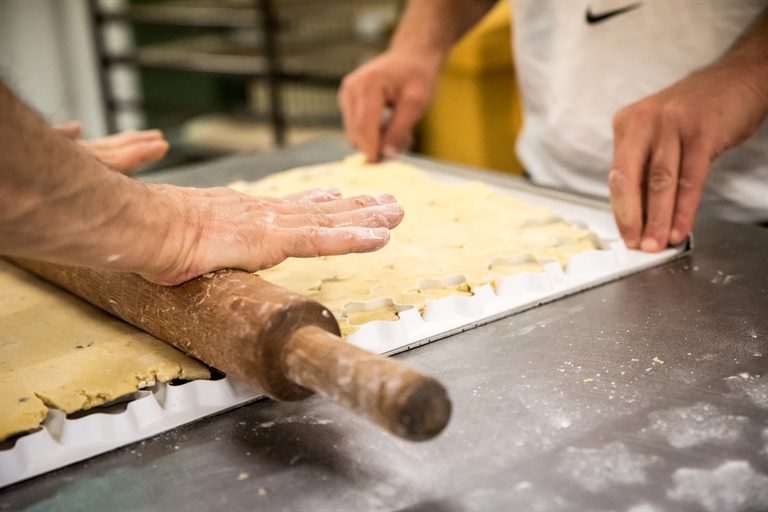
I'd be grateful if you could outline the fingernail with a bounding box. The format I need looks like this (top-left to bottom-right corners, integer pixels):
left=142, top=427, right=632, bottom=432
left=625, top=238, right=639, bottom=249
left=385, top=203, right=403, bottom=213
left=640, top=238, right=658, bottom=252
left=670, top=229, right=681, bottom=243
left=375, top=193, right=395, bottom=204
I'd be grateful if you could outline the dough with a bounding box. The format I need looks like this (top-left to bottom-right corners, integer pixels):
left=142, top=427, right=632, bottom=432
left=0, top=156, right=598, bottom=441
left=231, top=156, right=599, bottom=336
left=0, top=260, right=210, bottom=441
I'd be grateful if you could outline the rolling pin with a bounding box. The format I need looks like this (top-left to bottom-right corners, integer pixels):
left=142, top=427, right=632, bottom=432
left=8, top=258, right=451, bottom=441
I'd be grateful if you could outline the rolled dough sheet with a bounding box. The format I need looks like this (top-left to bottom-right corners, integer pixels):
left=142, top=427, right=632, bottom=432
left=0, top=260, right=210, bottom=442
left=231, top=156, right=599, bottom=336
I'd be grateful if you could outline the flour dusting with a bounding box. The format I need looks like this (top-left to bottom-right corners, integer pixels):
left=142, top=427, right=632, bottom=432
left=726, top=373, right=768, bottom=409
left=642, top=402, right=748, bottom=448
left=667, top=460, right=768, bottom=512
left=558, top=442, right=659, bottom=492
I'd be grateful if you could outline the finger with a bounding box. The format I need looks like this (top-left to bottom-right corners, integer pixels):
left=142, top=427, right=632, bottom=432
left=609, top=111, right=653, bottom=249
left=84, top=139, right=169, bottom=173
left=90, top=130, right=165, bottom=152
left=338, top=80, right=358, bottom=148
left=275, top=226, right=392, bottom=264
left=56, top=121, right=82, bottom=139
left=281, top=187, right=343, bottom=204
left=357, top=92, right=387, bottom=163
left=343, top=75, right=386, bottom=162
left=125, top=139, right=170, bottom=171
left=338, top=74, right=371, bottom=158
left=272, top=202, right=404, bottom=230
left=123, top=129, right=164, bottom=143
left=267, top=193, right=398, bottom=216
left=78, top=129, right=168, bottom=170
left=99, top=129, right=165, bottom=148
left=640, top=125, right=681, bottom=252
left=381, top=88, right=428, bottom=155
left=670, top=139, right=710, bottom=244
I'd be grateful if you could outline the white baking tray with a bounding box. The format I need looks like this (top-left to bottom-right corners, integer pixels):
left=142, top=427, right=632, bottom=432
left=346, top=155, right=691, bottom=355
left=0, top=156, right=690, bottom=488
left=0, top=377, right=259, bottom=488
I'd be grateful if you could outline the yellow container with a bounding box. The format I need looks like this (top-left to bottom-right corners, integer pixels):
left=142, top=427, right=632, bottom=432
left=418, top=1, right=523, bottom=175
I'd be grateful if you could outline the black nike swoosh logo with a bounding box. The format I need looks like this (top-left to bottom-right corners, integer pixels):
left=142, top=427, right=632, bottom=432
left=586, top=3, right=642, bottom=24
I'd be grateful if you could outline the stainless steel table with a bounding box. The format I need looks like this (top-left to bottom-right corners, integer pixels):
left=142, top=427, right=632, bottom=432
left=2, top=140, right=766, bottom=512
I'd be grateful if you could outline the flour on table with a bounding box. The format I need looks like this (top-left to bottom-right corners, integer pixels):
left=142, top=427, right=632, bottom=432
left=726, top=372, right=768, bottom=410
left=556, top=442, right=659, bottom=492
left=640, top=402, right=749, bottom=449
left=667, top=460, right=768, bottom=512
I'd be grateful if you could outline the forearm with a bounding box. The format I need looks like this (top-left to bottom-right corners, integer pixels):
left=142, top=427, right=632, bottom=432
left=389, top=0, right=497, bottom=66
left=0, top=81, right=178, bottom=274
left=714, top=6, right=768, bottom=115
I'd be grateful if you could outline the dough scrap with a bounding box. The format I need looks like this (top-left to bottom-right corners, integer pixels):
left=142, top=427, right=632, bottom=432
left=231, top=156, right=599, bottom=336
left=0, top=260, right=210, bottom=441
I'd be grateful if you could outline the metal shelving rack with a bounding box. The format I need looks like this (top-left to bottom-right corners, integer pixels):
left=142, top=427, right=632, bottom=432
left=88, top=0, right=400, bottom=160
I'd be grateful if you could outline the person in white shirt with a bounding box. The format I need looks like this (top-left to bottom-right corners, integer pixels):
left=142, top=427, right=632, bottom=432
left=339, top=0, right=768, bottom=252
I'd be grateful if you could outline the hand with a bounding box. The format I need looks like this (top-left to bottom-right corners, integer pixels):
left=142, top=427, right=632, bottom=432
left=56, top=122, right=169, bottom=174
left=338, top=0, right=497, bottom=162
left=141, top=186, right=405, bottom=285
left=609, top=63, right=768, bottom=251
left=1, top=81, right=403, bottom=286
left=338, top=50, right=440, bottom=162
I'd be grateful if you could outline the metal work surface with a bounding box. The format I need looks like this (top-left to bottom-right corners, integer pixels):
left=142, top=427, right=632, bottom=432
left=2, top=140, right=766, bottom=511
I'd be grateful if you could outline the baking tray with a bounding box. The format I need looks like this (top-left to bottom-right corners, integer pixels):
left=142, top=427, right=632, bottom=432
left=346, top=154, right=692, bottom=355
left=0, top=156, right=691, bottom=488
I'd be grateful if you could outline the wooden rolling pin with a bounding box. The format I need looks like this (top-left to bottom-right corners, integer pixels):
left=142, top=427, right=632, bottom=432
left=9, top=258, right=451, bottom=441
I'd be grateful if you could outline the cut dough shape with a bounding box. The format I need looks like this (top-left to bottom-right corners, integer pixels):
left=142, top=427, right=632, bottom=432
left=0, top=260, right=210, bottom=441
left=230, top=156, right=599, bottom=336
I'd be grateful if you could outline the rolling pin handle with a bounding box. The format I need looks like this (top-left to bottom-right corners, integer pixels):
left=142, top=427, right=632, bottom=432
left=282, top=325, right=452, bottom=441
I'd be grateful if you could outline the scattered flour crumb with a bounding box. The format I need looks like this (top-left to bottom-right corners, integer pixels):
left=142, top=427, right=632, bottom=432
left=667, top=460, right=768, bottom=512
left=643, top=402, right=748, bottom=449
left=626, top=503, right=663, bottom=512
left=513, top=481, right=532, bottom=491
left=558, top=442, right=659, bottom=492
left=726, top=373, right=768, bottom=410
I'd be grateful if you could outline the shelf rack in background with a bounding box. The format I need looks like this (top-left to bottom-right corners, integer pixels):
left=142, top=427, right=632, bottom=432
left=88, top=0, right=401, bottom=168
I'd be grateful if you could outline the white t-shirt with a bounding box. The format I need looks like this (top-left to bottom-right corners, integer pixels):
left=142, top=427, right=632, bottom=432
left=510, top=0, right=768, bottom=223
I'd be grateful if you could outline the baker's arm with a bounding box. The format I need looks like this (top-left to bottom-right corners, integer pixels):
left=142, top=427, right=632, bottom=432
left=0, top=81, right=404, bottom=285
left=609, top=7, right=768, bottom=251
left=338, top=0, right=496, bottom=162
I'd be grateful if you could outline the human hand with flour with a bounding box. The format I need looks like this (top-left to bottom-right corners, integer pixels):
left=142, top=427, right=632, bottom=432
left=0, top=80, right=403, bottom=285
